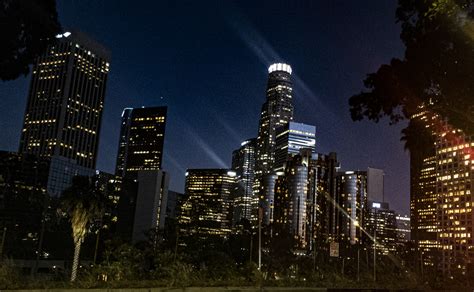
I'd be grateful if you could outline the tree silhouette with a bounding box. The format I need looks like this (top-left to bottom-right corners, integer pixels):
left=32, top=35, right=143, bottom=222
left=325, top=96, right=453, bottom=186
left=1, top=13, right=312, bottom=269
left=1, top=0, right=61, bottom=81
left=60, top=176, right=106, bottom=282
left=349, top=0, right=474, bottom=141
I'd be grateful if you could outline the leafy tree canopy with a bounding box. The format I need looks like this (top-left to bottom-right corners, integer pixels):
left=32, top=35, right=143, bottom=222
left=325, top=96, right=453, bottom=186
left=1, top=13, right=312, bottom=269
left=0, top=0, right=61, bottom=81
left=349, top=0, right=474, bottom=141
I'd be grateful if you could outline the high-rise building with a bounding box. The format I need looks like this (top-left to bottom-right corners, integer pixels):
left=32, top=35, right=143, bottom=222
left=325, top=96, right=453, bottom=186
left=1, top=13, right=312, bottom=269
left=367, top=168, right=384, bottom=202
left=274, top=122, right=316, bottom=172
left=274, top=154, right=309, bottom=248
left=260, top=173, right=278, bottom=226
left=115, top=106, right=167, bottom=178
left=395, top=214, right=411, bottom=244
left=19, top=31, right=110, bottom=169
left=179, top=169, right=236, bottom=237
left=231, top=138, right=257, bottom=225
left=255, top=63, right=294, bottom=187
left=308, top=152, right=340, bottom=246
left=115, top=108, right=133, bottom=177
left=410, top=105, right=474, bottom=276
left=435, top=124, right=474, bottom=276
left=132, top=170, right=169, bottom=243
left=335, top=171, right=368, bottom=245
left=366, top=201, right=397, bottom=254
left=409, top=109, right=440, bottom=268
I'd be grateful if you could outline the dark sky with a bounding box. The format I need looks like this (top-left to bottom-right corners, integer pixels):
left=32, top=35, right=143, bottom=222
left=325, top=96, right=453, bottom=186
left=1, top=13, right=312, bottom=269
left=0, top=0, right=410, bottom=214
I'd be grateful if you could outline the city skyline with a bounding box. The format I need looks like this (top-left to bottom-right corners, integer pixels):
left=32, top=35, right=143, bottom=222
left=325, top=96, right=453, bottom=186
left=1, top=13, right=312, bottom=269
left=0, top=1, right=409, bottom=214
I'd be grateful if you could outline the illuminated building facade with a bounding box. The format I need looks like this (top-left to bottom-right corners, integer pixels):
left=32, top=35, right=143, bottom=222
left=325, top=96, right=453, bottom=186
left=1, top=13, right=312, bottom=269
left=274, top=153, right=309, bottom=248
left=410, top=109, right=443, bottom=268
left=410, top=106, right=474, bottom=276
left=335, top=171, right=368, bottom=245
left=180, top=169, right=236, bottom=237
left=395, top=214, right=411, bottom=244
left=274, top=122, right=316, bottom=172
left=19, top=31, right=110, bottom=169
left=232, top=138, right=257, bottom=225
left=366, top=201, right=397, bottom=254
left=255, top=63, right=294, bottom=208
left=435, top=126, right=474, bottom=276
left=114, top=106, right=167, bottom=178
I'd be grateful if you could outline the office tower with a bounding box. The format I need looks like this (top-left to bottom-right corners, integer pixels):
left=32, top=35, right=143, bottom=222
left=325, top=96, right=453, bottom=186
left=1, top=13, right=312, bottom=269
left=131, top=170, right=169, bottom=243
left=274, top=122, right=316, bottom=172
left=336, top=171, right=368, bottom=245
left=19, top=31, right=110, bottom=169
left=232, top=138, right=257, bottom=225
left=115, top=108, right=133, bottom=177
left=260, top=174, right=278, bottom=226
left=273, top=154, right=309, bottom=248
left=409, top=108, right=440, bottom=268
left=435, top=124, right=474, bottom=276
left=366, top=201, right=397, bottom=254
left=166, top=190, right=185, bottom=222
left=115, top=106, right=167, bottom=178
left=367, top=168, right=384, bottom=202
left=0, top=151, right=49, bottom=259
left=410, top=104, right=474, bottom=276
left=308, top=152, right=339, bottom=246
left=395, top=214, right=411, bottom=244
left=179, top=169, right=236, bottom=237
left=255, top=63, right=294, bottom=198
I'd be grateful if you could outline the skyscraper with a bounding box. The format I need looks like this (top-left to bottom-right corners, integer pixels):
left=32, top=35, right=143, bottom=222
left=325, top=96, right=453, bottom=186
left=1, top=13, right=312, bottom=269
left=274, top=153, right=309, bottom=248
left=179, top=169, right=236, bottom=237
left=435, top=124, right=474, bottom=276
left=232, top=138, right=257, bottom=225
left=274, top=122, right=316, bottom=172
left=132, top=170, right=169, bottom=243
left=255, top=63, right=294, bottom=224
left=308, top=152, right=340, bottom=246
left=255, top=63, right=294, bottom=179
left=367, top=168, right=384, bottom=202
left=366, top=201, right=397, bottom=254
left=114, top=106, right=167, bottom=178
left=336, top=171, right=368, bottom=245
left=19, top=31, right=110, bottom=169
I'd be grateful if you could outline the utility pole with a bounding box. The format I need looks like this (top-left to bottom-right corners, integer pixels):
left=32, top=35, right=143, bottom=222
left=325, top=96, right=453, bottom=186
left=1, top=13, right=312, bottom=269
left=357, top=245, right=360, bottom=282
left=373, top=209, right=377, bottom=282
left=0, top=226, right=6, bottom=259
left=258, top=207, right=262, bottom=270
left=249, top=231, right=253, bottom=263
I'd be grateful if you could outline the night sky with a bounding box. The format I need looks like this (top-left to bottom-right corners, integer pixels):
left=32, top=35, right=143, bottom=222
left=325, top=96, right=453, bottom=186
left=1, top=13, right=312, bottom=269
left=0, top=1, right=410, bottom=214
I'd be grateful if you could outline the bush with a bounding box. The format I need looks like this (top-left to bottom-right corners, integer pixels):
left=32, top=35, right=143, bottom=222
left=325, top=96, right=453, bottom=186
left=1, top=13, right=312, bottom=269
left=0, top=260, right=20, bottom=289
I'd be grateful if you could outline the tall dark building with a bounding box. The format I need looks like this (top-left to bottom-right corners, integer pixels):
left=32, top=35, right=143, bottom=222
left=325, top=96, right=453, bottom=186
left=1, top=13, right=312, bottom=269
left=19, top=31, right=110, bottom=169
left=231, top=138, right=257, bottom=225
left=115, top=106, right=167, bottom=178
left=308, top=152, right=339, bottom=246
left=255, top=63, right=294, bottom=181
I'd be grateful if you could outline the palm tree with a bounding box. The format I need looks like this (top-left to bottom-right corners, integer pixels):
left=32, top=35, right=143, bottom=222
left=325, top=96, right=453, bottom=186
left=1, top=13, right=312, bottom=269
left=60, top=176, right=106, bottom=282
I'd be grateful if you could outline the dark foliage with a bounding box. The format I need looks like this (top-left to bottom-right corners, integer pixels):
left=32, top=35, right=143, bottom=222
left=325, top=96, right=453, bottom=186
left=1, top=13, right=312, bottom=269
left=0, top=0, right=61, bottom=80
left=349, top=0, right=474, bottom=148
